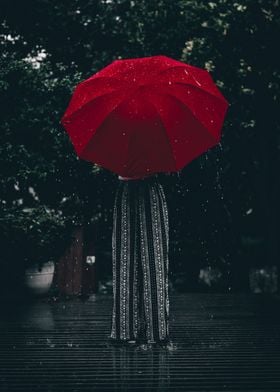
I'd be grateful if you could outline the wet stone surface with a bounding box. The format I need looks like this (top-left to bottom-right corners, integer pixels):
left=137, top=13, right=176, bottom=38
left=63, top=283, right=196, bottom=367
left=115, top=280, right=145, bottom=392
left=0, top=293, right=280, bottom=391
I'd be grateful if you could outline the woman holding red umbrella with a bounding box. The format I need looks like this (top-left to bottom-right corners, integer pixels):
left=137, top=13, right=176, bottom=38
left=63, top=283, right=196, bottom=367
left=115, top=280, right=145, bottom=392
left=61, top=54, right=228, bottom=348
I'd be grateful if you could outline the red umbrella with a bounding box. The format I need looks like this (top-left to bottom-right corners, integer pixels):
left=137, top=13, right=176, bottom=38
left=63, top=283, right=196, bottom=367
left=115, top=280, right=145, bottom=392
left=61, top=55, right=229, bottom=178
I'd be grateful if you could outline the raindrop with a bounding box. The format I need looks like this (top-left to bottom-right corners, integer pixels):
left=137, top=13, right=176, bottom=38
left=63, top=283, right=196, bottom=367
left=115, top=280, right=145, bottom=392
left=122, top=132, right=126, bottom=135
left=184, top=69, right=189, bottom=75
left=195, top=79, right=202, bottom=86
left=168, top=81, right=172, bottom=85
left=210, top=120, right=214, bottom=123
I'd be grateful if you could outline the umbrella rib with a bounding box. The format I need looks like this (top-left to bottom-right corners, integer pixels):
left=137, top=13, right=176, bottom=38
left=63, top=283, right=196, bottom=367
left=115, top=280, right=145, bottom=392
left=62, top=87, right=136, bottom=122
left=162, top=91, right=221, bottom=143
left=156, top=64, right=188, bottom=75
left=62, top=90, right=117, bottom=122
left=156, top=65, right=227, bottom=102
left=144, top=96, right=178, bottom=172
left=172, top=81, right=228, bottom=103
left=79, top=88, right=144, bottom=158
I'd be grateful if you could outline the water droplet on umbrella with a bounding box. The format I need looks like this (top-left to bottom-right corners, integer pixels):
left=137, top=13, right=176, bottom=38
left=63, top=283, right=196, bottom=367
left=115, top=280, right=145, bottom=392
left=210, top=120, right=214, bottom=123
left=168, top=81, right=172, bottom=85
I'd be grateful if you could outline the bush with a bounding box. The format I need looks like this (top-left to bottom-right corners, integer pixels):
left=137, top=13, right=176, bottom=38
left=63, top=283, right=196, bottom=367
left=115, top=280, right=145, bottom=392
left=0, top=204, right=75, bottom=269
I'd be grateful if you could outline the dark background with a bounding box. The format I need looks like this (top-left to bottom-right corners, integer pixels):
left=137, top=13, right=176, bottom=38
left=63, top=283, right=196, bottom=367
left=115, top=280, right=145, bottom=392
left=0, top=0, right=279, bottom=295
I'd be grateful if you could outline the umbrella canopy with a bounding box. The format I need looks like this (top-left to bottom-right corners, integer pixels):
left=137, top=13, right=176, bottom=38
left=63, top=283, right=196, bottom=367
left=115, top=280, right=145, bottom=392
left=61, top=55, right=229, bottom=178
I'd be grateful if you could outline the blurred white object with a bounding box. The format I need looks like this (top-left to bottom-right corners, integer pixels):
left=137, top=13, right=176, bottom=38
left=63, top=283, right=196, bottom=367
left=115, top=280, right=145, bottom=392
left=24, top=261, right=55, bottom=295
left=86, top=255, right=96, bottom=265
left=249, top=266, right=278, bottom=293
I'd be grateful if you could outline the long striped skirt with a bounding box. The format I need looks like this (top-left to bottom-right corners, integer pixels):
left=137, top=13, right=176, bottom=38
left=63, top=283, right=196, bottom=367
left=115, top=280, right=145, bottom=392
left=109, top=175, right=170, bottom=343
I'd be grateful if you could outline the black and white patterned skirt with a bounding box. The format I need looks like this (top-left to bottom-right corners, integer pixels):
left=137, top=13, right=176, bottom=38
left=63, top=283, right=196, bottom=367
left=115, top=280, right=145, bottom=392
left=109, top=175, right=170, bottom=343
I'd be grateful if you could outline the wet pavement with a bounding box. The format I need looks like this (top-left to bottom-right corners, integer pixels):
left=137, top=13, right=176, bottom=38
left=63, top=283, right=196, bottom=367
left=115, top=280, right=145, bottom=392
left=0, top=293, right=280, bottom=391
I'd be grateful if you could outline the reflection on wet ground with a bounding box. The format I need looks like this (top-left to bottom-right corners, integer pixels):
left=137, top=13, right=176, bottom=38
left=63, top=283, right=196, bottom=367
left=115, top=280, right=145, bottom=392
left=0, top=293, right=280, bottom=391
